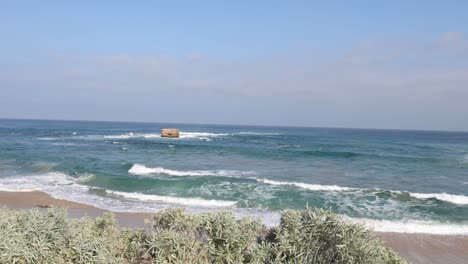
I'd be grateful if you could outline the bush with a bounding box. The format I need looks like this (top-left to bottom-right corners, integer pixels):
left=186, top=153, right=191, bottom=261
left=0, top=207, right=405, bottom=264
left=269, top=209, right=404, bottom=263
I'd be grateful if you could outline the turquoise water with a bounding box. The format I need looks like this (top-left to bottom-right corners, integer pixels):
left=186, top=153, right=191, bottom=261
left=1, top=119, right=468, bottom=234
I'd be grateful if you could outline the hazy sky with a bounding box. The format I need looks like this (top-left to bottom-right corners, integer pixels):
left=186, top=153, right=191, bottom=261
left=1, top=1, right=468, bottom=131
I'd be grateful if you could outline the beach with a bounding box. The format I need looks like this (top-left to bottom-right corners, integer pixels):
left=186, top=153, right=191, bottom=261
left=1, top=190, right=467, bottom=264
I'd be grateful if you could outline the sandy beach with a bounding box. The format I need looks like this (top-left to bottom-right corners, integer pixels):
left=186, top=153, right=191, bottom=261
left=0, top=191, right=151, bottom=229
left=0, top=191, right=467, bottom=264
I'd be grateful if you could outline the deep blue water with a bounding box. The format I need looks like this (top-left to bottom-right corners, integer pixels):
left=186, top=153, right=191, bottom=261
left=1, top=119, right=467, bottom=234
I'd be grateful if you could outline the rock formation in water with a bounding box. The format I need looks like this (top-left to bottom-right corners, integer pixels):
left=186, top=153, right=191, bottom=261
left=161, top=128, right=180, bottom=138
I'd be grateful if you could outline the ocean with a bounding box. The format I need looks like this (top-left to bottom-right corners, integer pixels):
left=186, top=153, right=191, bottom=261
left=1, top=119, right=467, bottom=235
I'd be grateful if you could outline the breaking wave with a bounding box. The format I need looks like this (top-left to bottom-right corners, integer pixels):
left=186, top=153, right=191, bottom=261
left=106, top=190, right=237, bottom=207
left=409, top=192, right=468, bottom=205
left=351, top=218, right=468, bottom=235
left=179, top=132, right=229, bottom=139
left=0, top=173, right=236, bottom=209
left=128, top=164, right=254, bottom=177
left=256, top=178, right=355, bottom=191
left=257, top=178, right=468, bottom=205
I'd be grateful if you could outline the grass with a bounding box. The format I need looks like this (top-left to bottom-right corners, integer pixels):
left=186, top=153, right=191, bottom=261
left=0, top=207, right=406, bottom=264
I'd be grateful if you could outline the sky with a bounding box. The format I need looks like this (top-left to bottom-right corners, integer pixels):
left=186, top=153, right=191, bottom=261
left=1, top=1, right=468, bottom=131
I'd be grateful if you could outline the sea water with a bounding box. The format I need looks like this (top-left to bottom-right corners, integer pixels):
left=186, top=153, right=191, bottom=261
left=1, top=119, right=467, bottom=234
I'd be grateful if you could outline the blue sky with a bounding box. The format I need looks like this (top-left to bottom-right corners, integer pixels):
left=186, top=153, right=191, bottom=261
left=1, top=1, right=468, bottom=130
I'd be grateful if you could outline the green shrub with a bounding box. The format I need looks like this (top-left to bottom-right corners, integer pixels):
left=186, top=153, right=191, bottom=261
left=0, top=208, right=69, bottom=264
left=269, top=208, right=404, bottom=263
left=148, top=208, right=262, bottom=263
left=66, top=213, right=123, bottom=264
left=0, top=207, right=406, bottom=264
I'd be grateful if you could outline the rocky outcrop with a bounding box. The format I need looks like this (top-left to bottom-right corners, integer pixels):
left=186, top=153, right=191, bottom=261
left=161, top=128, right=180, bottom=138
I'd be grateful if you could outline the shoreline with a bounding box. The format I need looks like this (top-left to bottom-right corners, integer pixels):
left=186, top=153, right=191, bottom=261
left=0, top=191, right=152, bottom=229
left=1, top=191, right=468, bottom=264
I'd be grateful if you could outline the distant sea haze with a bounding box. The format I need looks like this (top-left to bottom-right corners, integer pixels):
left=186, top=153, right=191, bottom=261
left=1, top=119, right=468, bottom=235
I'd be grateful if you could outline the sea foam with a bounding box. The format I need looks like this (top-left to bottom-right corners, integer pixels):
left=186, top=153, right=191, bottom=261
left=128, top=164, right=254, bottom=177
left=256, top=178, right=355, bottom=191
left=179, top=132, right=229, bottom=140
left=101, top=131, right=229, bottom=141
left=257, top=178, right=468, bottom=205
left=102, top=132, right=160, bottom=140
left=350, top=218, right=468, bottom=235
left=37, top=137, right=59, bottom=141
left=0, top=173, right=237, bottom=210
left=106, top=190, right=237, bottom=207
left=409, top=192, right=468, bottom=205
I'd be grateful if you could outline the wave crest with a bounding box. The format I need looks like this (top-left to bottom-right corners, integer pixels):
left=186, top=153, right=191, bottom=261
left=0, top=173, right=236, bottom=209
left=106, top=190, right=236, bottom=207
left=257, top=178, right=355, bottom=191
left=257, top=178, right=468, bottom=205
left=128, top=164, right=254, bottom=177
left=179, top=132, right=229, bottom=139
left=409, top=192, right=468, bottom=205
left=351, top=218, right=468, bottom=235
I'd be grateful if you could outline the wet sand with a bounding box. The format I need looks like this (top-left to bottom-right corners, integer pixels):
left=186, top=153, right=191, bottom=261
left=1, top=191, right=467, bottom=264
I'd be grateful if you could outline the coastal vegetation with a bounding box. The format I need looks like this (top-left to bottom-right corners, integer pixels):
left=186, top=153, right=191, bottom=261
left=0, top=207, right=405, bottom=264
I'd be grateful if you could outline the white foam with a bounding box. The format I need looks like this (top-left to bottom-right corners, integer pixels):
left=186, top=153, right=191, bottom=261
left=51, top=142, right=76, bottom=146
left=128, top=164, right=254, bottom=177
left=0, top=172, right=77, bottom=191
left=101, top=131, right=228, bottom=141
left=257, top=178, right=468, bottom=205
left=141, top=133, right=162, bottom=139
left=0, top=187, right=37, bottom=192
left=75, top=174, right=96, bottom=183
left=350, top=218, right=468, bottom=235
left=257, top=178, right=355, bottom=191
left=179, top=132, right=229, bottom=140
left=103, top=132, right=161, bottom=139
left=103, top=134, right=133, bottom=139
left=0, top=173, right=236, bottom=210
left=37, top=137, right=58, bottom=141
left=106, top=190, right=237, bottom=207
left=159, top=209, right=450, bottom=232
left=104, top=133, right=160, bottom=139
left=238, top=132, right=280, bottom=135
left=0, top=173, right=93, bottom=207
left=409, top=192, right=468, bottom=205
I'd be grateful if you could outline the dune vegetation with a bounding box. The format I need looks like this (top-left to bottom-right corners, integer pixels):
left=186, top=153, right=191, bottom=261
left=0, top=207, right=405, bottom=264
